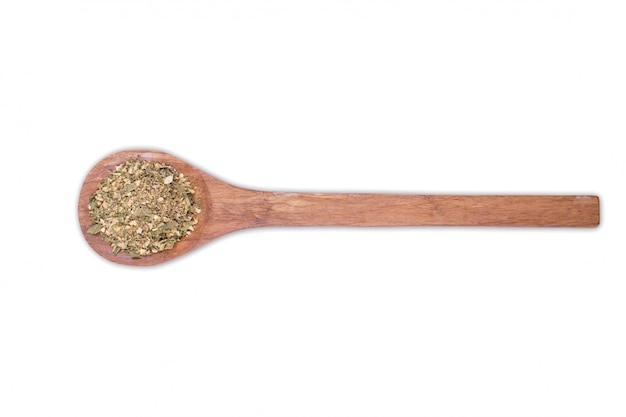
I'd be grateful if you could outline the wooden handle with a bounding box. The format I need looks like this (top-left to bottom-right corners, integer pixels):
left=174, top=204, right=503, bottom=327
left=252, top=193, right=599, bottom=228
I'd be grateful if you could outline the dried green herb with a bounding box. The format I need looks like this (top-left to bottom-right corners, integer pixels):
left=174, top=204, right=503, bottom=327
left=87, top=158, right=201, bottom=258
left=86, top=224, right=103, bottom=234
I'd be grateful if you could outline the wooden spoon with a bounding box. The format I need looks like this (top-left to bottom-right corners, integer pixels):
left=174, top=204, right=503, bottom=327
left=78, top=150, right=600, bottom=266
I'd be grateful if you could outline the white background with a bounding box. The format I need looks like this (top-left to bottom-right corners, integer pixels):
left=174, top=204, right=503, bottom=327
left=1, top=1, right=625, bottom=416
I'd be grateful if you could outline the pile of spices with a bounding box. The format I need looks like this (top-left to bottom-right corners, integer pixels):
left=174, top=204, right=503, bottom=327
left=86, top=158, right=201, bottom=258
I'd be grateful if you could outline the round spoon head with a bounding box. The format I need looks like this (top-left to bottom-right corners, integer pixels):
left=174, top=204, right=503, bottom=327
left=78, top=150, right=216, bottom=266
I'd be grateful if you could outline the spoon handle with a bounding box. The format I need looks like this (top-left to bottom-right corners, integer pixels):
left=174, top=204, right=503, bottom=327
left=253, top=193, right=599, bottom=228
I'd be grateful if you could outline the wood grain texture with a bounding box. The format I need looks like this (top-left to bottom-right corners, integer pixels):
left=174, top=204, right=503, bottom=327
left=78, top=150, right=600, bottom=266
left=255, top=193, right=599, bottom=227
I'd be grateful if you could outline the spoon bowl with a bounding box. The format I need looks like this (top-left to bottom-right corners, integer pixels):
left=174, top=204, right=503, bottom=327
left=79, top=150, right=600, bottom=266
left=79, top=150, right=214, bottom=265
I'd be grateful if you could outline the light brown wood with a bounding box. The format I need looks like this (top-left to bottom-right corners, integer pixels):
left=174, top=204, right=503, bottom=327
left=78, top=150, right=600, bottom=266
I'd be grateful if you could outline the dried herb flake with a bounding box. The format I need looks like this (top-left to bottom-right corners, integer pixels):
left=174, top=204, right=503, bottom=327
left=87, top=157, right=201, bottom=258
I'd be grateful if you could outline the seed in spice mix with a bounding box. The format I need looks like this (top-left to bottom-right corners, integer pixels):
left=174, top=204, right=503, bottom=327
left=86, top=158, right=201, bottom=258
